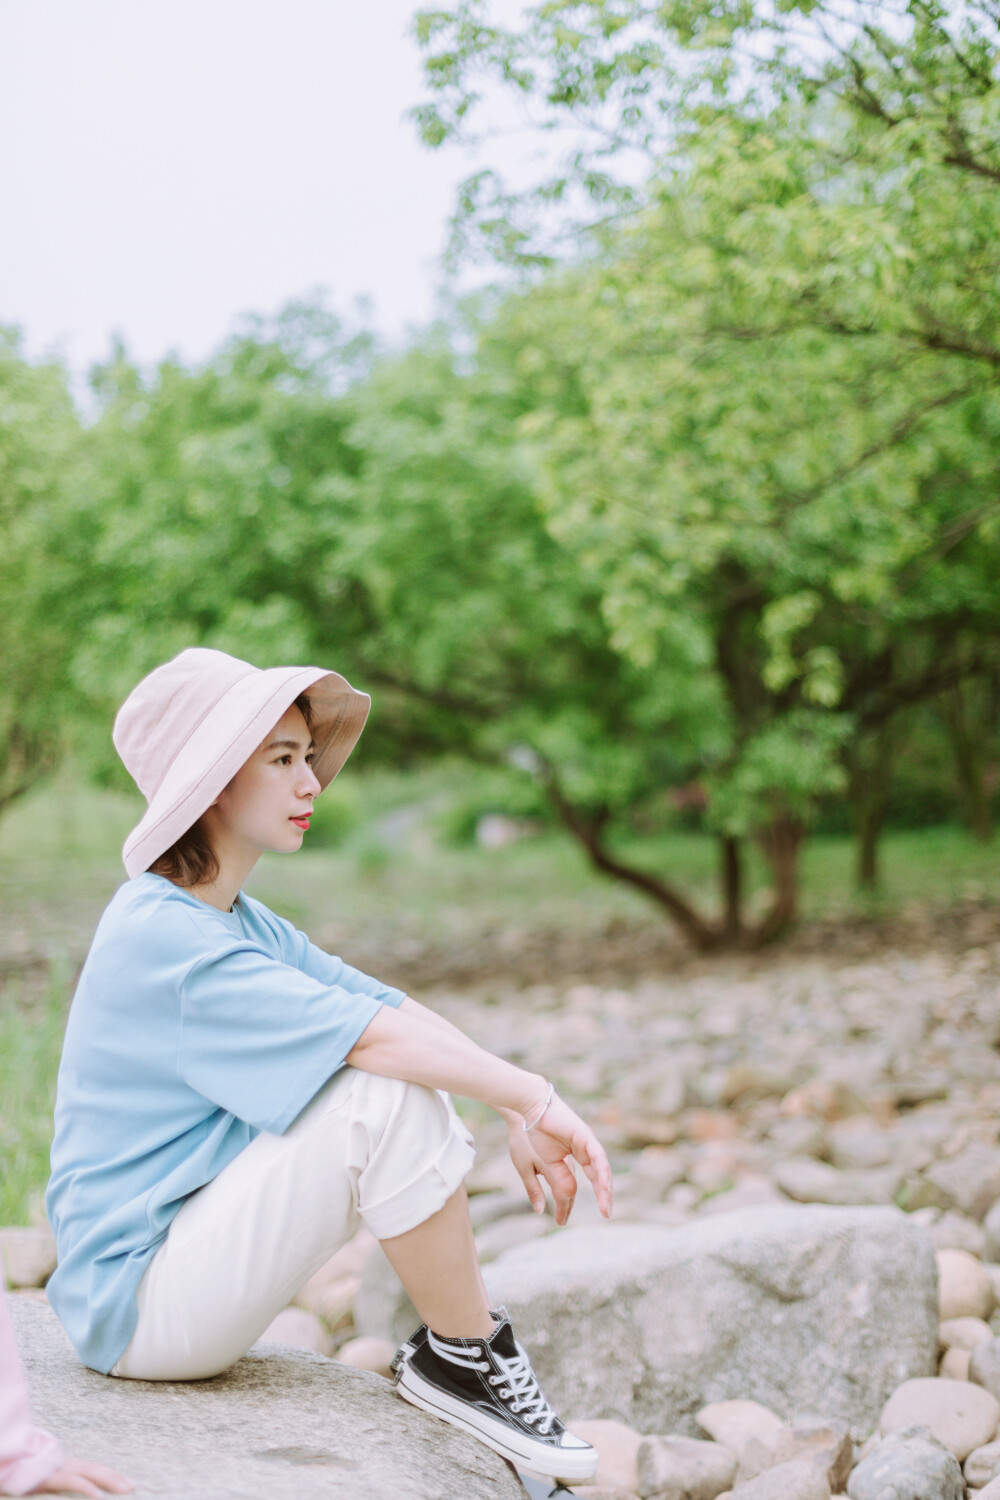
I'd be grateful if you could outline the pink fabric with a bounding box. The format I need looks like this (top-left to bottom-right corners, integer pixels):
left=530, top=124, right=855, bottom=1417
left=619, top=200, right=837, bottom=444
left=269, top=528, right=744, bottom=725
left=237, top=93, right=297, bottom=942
left=0, top=1290, right=63, bottom=1496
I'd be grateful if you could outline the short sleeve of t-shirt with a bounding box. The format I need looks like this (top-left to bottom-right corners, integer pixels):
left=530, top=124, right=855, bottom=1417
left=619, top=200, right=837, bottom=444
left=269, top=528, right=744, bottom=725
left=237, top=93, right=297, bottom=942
left=234, top=893, right=408, bottom=1006
left=178, top=940, right=386, bottom=1134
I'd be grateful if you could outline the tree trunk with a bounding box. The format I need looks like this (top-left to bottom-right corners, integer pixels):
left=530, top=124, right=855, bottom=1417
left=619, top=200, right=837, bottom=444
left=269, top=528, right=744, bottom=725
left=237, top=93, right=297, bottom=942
left=0, top=725, right=57, bottom=817
left=846, top=723, right=895, bottom=890
left=751, top=814, right=803, bottom=946
left=719, top=834, right=744, bottom=940
left=541, top=776, right=724, bottom=951
left=941, top=683, right=993, bottom=842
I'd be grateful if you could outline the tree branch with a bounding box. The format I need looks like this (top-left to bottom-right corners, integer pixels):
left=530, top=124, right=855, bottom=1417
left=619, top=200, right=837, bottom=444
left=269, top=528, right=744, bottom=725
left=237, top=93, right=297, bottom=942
left=539, top=760, right=722, bottom=950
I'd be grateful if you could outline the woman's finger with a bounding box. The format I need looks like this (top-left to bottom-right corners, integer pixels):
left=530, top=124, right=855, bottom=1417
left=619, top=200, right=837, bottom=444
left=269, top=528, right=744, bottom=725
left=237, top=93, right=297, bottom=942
left=517, top=1159, right=546, bottom=1214
left=38, top=1469, right=103, bottom=1499
left=37, top=1460, right=135, bottom=1497
left=571, top=1128, right=614, bottom=1217
left=538, top=1157, right=578, bottom=1226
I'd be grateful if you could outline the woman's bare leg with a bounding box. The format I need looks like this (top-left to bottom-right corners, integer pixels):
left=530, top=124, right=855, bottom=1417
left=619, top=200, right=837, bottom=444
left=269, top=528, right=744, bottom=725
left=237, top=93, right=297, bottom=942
left=379, top=1186, right=494, bottom=1337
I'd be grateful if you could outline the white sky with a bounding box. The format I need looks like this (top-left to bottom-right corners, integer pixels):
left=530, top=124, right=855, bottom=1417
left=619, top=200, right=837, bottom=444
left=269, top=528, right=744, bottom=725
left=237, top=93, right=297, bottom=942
left=0, top=0, right=484, bottom=373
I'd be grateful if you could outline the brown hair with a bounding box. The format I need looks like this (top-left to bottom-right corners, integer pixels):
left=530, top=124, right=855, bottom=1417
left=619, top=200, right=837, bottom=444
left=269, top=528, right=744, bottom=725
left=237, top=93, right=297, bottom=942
left=149, top=693, right=315, bottom=890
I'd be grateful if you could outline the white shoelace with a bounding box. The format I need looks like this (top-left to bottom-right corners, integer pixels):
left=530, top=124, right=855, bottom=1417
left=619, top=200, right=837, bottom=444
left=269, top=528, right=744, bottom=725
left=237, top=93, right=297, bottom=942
left=489, top=1348, right=557, bottom=1434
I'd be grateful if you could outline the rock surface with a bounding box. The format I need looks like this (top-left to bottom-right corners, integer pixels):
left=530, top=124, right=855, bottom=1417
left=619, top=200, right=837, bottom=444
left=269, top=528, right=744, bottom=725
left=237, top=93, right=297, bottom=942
left=482, top=1207, right=937, bottom=1439
left=847, top=1425, right=963, bottom=1500
left=9, top=1297, right=525, bottom=1500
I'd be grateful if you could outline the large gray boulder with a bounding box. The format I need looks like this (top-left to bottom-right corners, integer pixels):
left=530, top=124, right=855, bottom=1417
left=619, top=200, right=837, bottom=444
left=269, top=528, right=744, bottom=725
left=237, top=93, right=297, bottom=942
left=481, top=1205, right=937, bottom=1440
left=9, top=1297, right=525, bottom=1500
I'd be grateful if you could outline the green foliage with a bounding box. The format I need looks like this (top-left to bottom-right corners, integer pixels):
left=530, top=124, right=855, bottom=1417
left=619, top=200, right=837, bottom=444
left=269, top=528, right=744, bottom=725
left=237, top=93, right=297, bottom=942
left=0, top=330, right=83, bottom=811
left=436, top=767, right=553, bottom=846
left=404, top=0, right=1000, bottom=924
left=303, top=782, right=361, bottom=849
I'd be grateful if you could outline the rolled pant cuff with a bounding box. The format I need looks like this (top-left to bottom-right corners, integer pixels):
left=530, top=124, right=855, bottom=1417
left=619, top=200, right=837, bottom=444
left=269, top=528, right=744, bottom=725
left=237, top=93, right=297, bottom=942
left=360, top=1113, right=476, bottom=1241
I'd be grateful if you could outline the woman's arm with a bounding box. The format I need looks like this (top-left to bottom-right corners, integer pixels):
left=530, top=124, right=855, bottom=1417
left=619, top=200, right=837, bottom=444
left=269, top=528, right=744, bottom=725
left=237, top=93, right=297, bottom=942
left=346, top=1000, right=546, bottom=1115
left=347, top=997, right=613, bottom=1223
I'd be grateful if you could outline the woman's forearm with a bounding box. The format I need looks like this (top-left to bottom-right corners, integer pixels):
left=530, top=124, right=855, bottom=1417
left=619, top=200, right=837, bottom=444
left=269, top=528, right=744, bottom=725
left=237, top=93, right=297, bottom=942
left=396, top=996, right=524, bottom=1127
left=346, top=1001, right=547, bottom=1119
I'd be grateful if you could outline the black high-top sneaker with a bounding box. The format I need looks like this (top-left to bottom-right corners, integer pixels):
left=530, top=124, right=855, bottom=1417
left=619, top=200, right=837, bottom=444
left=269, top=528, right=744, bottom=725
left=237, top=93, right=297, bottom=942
left=393, top=1310, right=597, bottom=1483
left=390, top=1320, right=428, bottom=1376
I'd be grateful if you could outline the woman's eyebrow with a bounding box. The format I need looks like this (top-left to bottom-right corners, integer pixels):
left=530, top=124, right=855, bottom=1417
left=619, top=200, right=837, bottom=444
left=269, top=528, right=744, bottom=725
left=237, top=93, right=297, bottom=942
left=264, top=737, right=316, bottom=752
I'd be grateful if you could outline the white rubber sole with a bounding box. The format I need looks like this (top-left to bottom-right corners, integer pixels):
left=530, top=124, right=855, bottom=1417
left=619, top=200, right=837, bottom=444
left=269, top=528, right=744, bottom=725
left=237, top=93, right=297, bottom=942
left=395, top=1364, right=598, bottom=1483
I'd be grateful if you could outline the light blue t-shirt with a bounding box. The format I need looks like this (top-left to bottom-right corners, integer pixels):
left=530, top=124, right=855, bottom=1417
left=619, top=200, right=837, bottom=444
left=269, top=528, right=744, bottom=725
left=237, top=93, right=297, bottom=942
left=45, top=872, right=405, bottom=1374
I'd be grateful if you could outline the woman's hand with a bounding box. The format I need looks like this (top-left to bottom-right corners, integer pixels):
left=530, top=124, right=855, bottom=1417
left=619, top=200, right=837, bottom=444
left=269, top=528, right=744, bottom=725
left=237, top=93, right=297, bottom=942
left=506, top=1094, right=614, bottom=1227
left=32, top=1460, right=134, bottom=1498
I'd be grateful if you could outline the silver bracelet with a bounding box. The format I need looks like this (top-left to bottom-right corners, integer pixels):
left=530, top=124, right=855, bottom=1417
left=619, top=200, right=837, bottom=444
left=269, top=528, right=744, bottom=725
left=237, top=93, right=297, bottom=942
left=523, top=1081, right=555, bottom=1133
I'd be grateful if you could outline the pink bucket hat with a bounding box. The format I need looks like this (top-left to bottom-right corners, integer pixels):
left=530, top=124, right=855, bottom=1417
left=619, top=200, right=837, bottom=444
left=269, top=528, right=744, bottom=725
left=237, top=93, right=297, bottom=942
left=114, top=647, right=371, bottom=878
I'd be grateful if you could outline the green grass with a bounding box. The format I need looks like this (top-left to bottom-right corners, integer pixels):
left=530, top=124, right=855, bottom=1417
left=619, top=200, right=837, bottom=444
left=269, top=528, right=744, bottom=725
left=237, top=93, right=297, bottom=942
left=2, top=762, right=999, bottom=1224
left=0, top=965, right=70, bottom=1224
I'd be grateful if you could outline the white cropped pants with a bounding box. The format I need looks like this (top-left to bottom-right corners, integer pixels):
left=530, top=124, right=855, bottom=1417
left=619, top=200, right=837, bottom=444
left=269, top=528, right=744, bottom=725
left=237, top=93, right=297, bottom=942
left=113, top=1067, right=476, bottom=1381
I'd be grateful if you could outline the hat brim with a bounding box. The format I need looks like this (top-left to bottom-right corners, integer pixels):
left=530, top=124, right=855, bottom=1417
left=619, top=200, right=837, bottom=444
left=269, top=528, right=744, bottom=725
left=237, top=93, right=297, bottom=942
left=122, top=665, right=370, bottom=879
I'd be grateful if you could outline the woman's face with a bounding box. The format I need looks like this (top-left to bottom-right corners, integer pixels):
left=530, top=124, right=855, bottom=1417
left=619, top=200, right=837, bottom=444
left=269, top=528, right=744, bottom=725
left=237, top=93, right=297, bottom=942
left=204, top=703, right=322, bottom=858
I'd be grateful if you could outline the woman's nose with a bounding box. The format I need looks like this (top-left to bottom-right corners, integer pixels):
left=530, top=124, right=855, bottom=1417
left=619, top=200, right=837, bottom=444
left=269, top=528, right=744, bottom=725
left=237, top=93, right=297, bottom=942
left=300, top=764, right=322, bottom=797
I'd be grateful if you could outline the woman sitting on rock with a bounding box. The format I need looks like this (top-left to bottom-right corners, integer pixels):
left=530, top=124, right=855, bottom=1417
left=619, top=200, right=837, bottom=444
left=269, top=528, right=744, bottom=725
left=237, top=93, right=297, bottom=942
left=45, top=649, right=612, bottom=1486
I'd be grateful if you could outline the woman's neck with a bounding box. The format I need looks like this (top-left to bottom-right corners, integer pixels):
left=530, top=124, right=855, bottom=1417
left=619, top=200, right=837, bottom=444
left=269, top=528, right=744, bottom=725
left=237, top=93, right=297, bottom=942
left=191, top=817, right=261, bottom=911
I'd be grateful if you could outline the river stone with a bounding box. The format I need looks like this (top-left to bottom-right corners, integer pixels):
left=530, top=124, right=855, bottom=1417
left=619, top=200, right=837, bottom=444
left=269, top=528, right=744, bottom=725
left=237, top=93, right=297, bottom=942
left=773, top=1158, right=902, bottom=1207
left=726, top=1458, right=830, bottom=1499
left=9, top=1297, right=525, bottom=1500
left=941, top=1350, right=971, bottom=1380
left=481, top=1207, right=937, bottom=1439
left=937, top=1248, right=995, bottom=1321
left=636, top=1434, right=735, bottom=1499
left=566, top=1419, right=642, bottom=1492
left=334, top=1337, right=396, bottom=1377
left=0, top=1226, right=57, bottom=1288
left=735, top=1420, right=852, bottom=1491
left=922, top=1147, right=1000, bottom=1223
left=985, top=1203, right=1000, bottom=1261
left=696, top=1400, right=784, bottom=1455
left=927, top=1211, right=987, bottom=1257
left=880, top=1377, right=1000, bottom=1459
left=938, top=1346, right=970, bottom=1380
left=965, top=1437, right=1000, bottom=1487
left=970, top=1338, right=1000, bottom=1401
left=847, top=1426, right=963, bottom=1500
left=939, top=1316, right=993, bottom=1352
left=261, top=1307, right=335, bottom=1357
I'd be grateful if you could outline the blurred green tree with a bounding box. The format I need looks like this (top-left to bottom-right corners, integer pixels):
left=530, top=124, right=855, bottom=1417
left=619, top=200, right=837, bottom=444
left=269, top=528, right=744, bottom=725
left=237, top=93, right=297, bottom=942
left=412, top=0, right=1000, bottom=892
left=0, top=330, right=82, bottom=810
